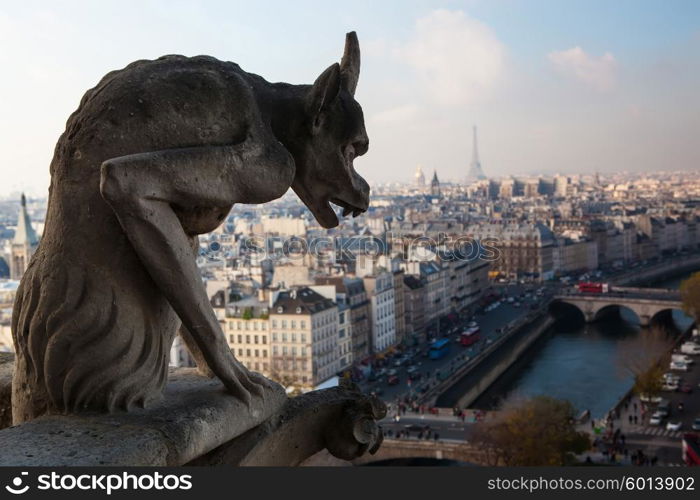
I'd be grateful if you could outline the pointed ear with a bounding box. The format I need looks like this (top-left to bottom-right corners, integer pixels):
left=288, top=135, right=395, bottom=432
left=306, top=63, right=341, bottom=130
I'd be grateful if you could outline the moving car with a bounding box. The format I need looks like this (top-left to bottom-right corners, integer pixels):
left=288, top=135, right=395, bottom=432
left=387, top=375, right=399, bottom=385
left=407, top=366, right=422, bottom=380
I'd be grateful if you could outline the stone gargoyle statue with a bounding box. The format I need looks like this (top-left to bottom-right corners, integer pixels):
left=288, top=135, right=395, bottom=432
left=11, top=32, right=370, bottom=424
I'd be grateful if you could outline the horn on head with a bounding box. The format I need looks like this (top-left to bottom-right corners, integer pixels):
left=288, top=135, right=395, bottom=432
left=340, top=31, right=360, bottom=96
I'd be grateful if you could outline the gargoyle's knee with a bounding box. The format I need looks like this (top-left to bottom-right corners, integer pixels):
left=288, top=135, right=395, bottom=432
left=99, top=160, right=131, bottom=206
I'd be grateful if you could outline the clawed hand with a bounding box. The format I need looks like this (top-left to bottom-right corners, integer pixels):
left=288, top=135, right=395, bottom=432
left=221, top=360, right=275, bottom=407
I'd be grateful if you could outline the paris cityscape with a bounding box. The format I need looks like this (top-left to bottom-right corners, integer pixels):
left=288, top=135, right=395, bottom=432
left=2, top=129, right=700, bottom=466
left=0, top=0, right=699, bottom=477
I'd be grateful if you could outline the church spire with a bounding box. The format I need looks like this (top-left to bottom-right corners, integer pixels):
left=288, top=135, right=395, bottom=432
left=14, top=193, right=39, bottom=246
left=430, top=170, right=441, bottom=197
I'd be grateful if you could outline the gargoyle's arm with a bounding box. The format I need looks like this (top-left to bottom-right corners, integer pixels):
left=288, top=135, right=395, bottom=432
left=99, top=123, right=294, bottom=406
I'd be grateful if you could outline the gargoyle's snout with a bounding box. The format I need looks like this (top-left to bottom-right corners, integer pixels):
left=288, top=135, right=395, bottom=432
left=354, top=174, right=370, bottom=211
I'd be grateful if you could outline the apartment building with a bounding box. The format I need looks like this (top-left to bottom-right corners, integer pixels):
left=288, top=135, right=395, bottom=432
left=223, top=295, right=272, bottom=376
left=362, top=272, right=396, bottom=353
left=315, top=276, right=371, bottom=362
left=270, top=287, right=339, bottom=389
left=403, top=275, right=426, bottom=344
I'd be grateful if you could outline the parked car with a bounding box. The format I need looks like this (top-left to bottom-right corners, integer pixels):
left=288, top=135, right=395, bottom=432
left=672, top=354, right=694, bottom=365
left=387, top=375, right=399, bottom=386
left=692, top=418, right=700, bottom=431
left=670, top=361, right=689, bottom=371
left=649, top=412, right=664, bottom=426
left=662, top=382, right=679, bottom=392
left=657, top=400, right=671, bottom=418
left=666, top=421, right=682, bottom=431
left=680, top=343, right=700, bottom=355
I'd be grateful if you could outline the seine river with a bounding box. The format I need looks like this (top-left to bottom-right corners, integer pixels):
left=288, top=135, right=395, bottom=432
left=471, top=271, right=695, bottom=418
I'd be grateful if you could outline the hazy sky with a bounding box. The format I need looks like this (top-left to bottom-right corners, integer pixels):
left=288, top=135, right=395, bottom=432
left=1, top=0, right=699, bottom=197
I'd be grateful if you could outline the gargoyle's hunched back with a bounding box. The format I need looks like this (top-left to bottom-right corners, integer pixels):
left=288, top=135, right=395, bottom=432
left=11, top=57, right=207, bottom=422
left=11, top=33, right=370, bottom=424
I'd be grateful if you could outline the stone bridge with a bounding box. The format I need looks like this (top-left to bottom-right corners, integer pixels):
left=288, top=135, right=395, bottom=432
left=553, top=287, right=683, bottom=327
left=350, top=438, right=486, bottom=466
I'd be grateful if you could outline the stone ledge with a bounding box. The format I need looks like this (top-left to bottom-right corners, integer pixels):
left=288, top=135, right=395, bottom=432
left=191, top=382, right=386, bottom=466
left=0, top=367, right=287, bottom=466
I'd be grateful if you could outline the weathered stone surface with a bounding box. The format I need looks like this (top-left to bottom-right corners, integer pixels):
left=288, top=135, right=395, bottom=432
left=0, top=368, right=287, bottom=466
left=190, top=381, right=386, bottom=466
left=11, top=31, right=370, bottom=424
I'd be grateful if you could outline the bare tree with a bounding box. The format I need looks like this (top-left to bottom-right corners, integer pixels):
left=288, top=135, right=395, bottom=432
left=472, top=395, right=589, bottom=466
left=681, top=272, right=700, bottom=324
left=617, top=325, right=674, bottom=400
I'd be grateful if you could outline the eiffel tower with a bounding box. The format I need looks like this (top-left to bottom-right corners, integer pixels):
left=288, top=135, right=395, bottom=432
left=467, top=125, right=486, bottom=180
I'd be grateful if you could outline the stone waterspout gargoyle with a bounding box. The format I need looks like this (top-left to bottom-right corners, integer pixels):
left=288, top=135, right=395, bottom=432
left=11, top=32, right=370, bottom=425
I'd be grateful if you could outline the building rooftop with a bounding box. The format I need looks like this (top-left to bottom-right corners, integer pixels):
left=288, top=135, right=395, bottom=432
left=272, top=287, right=335, bottom=315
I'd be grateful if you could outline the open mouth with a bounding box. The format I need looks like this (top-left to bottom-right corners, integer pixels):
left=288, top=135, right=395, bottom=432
left=330, top=197, right=366, bottom=218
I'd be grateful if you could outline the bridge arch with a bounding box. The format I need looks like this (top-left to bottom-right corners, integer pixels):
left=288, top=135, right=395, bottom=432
left=552, top=291, right=683, bottom=328
left=548, top=300, right=586, bottom=324
left=650, top=307, right=692, bottom=331
left=593, top=304, right=641, bottom=325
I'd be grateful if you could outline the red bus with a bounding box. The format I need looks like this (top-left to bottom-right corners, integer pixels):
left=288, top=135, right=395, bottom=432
left=460, top=326, right=480, bottom=346
left=683, top=433, right=700, bottom=466
left=578, top=282, right=609, bottom=294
